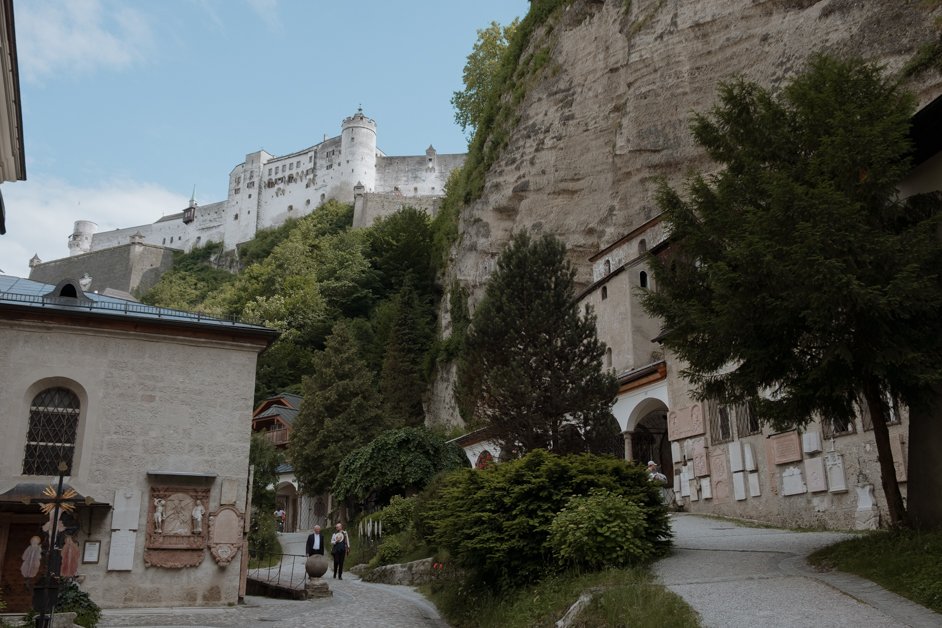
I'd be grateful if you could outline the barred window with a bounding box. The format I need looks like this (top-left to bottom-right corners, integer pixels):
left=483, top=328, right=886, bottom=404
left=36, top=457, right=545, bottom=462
left=862, top=393, right=903, bottom=431
left=821, top=415, right=856, bottom=439
left=735, top=402, right=761, bottom=437
left=708, top=401, right=733, bottom=445
left=23, top=387, right=80, bottom=476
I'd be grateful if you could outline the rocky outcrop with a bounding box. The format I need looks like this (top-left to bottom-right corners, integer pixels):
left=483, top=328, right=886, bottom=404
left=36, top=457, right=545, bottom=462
left=360, top=557, right=437, bottom=585
left=426, top=0, right=942, bottom=426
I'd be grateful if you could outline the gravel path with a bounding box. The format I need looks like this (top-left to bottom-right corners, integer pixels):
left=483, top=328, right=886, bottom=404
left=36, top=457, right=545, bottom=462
left=655, top=514, right=941, bottom=628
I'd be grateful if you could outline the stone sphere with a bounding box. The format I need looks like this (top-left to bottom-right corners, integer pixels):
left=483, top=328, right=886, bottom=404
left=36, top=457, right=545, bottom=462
left=305, top=554, right=329, bottom=578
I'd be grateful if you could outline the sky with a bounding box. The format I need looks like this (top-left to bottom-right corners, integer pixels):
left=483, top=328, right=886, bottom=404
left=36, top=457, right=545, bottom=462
left=0, top=0, right=529, bottom=277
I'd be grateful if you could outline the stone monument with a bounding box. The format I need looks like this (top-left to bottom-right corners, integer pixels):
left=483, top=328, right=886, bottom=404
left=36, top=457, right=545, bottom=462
left=304, top=554, right=332, bottom=598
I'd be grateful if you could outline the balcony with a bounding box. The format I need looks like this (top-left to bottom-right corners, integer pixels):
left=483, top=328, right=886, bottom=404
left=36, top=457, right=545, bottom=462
left=265, top=429, right=290, bottom=446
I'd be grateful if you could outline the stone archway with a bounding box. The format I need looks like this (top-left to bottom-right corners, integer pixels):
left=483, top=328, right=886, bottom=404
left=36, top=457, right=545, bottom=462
left=624, top=398, right=673, bottom=481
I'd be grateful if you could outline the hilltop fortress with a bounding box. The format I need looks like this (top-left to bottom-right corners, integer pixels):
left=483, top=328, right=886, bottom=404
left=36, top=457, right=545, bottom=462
left=59, top=109, right=464, bottom=261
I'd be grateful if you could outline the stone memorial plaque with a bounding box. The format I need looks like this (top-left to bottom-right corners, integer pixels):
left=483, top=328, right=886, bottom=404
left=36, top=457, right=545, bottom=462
left=699, top=478, right=712, bottom=500
left=671, top=441, right=683, bottom=462
left=729, top=442, right=744, bottom=472
left=732, top=471, right=747, bottom=501
left=209, top=505, right=244, bottom=566
left=107, top=529, right=137, bottom=571
left=804, top=457, right=827, bottom=492
left=743, top=442, right=757, bottom=471
left=220, top=479, right=239, bottom=505
left=689, top=479, right=699, bottom=501
left=825, top=452, right=848, bottom=493
left=709, top=447, right=731, bottom=502
left=802, top=431, right=822, bottom=455
left=890, top=433, right=907, bottom=483
left=667, top=404, right=706, bottom=441
left=781, top=466, right=807, bottom=496
left=693, top=441, right=710, bottom=477
left=111, top=489, right=142, bottom=531
left=770, top=431, right=802, bottom=464
left=748, top=471, right=762, bottom=497
left=680, top=465, right=691, bottom=497
left=673, top=473, right=682, bottom=495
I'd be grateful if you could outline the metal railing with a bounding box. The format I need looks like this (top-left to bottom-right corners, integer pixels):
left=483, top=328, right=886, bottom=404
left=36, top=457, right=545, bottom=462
left=247, top=551, right=309, bottom=591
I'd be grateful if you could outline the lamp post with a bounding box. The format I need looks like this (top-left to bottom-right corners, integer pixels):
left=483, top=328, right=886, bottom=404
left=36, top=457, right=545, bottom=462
left=33, top=461, right=74, bottom=628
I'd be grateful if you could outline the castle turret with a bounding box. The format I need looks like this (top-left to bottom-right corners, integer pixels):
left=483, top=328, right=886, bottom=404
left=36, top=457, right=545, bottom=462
left=338, top=107, right=377, bottom=202
left=68, top=220, right=97, bottom=256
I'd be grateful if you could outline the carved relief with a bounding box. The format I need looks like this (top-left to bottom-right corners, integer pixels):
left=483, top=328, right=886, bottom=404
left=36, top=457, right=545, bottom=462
left=709, top=446, right=731, bottom=502
left=145, top=486, right=209, bottom=568
left=769, top=431, right=802, bottom=464
left=208, top=505, right=244, bottom=567
left=693, top=440, right=710, bottom=477
left=667, top=404, right=706, bottom=441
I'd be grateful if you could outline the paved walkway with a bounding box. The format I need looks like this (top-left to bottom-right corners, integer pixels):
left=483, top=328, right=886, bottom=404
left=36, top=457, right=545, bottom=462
left=655, top=514, right=941, bottom=628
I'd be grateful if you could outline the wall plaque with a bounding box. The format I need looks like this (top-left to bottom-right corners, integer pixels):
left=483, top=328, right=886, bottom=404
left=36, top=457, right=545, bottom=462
left=208, top=505, right=244, bottom=566
left=782, top=466, right=807, bottom=496
left=107, top=530, right=136, bottom=571
left=769, top=431, right=802, bottom=464
left=732, top=471, right=747, bottom=501
left=144, top=486, right=209, bottom=569
left=709, top=447, right=731, bottom=502
left=693, top=440, right=710, bottom=477
left=804, top=457, right=827, bottom=492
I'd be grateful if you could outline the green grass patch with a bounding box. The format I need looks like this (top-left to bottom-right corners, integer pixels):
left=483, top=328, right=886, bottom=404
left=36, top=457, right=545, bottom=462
left=248, top=554, right=280, bottom=569
left=423, top=567, right=699, bottom=628
left=809, top=529, right=942, bottom=613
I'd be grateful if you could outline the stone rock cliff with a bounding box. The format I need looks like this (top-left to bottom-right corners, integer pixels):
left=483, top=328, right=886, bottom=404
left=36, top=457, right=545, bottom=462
left=427, top=0, right=942, bottom=427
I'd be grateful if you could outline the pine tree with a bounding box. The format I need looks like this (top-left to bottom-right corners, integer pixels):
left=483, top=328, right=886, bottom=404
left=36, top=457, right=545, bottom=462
left=457, top=231, right=618, bottom=455
left=288, top=321, right=384, bottom=496
left=379, top=283, right=434, bottom=428
left=642, top=55, right=942, bottom=527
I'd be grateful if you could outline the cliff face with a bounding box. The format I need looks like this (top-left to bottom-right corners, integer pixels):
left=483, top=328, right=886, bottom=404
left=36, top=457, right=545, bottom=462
left=428, top=0, right=942, bottom=427
left=452, top=0, right=941, bottom=290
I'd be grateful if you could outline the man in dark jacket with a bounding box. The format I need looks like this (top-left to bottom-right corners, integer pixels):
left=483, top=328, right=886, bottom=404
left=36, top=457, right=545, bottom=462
left=306, top=525, right=325, bottom=556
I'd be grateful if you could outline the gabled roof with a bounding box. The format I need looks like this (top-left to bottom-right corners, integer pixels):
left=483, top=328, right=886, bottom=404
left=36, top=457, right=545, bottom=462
left=254, top=404, right=299, bottom=426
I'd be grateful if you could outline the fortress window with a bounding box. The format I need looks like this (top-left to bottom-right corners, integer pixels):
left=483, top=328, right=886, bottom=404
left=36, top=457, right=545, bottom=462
left=162, top=238, right=166, bottom=245
left=282, top=165, right=286, bottom=173
left=638, top=239, right=647, bottom=254
left=306, top=199, right=310, bottom=206
left=320, top=194, right=326, bottom=202
left=249, top=171, right=254, bottom=179
left=234, top=213, right=239, bottom=220
left=234, top=187, right=240, bottom=194
left=289, top=163, right=293, bottom=170
left=268, top=168, right=272, bottom=176
left=605, top=348, right=612, bottom=369
left=601, top=286, right=608, bottom=300
left=604, top=260, right=611, bottom=275
left=296, top=161, right=300, bottom=168
left=639, top=271, right=648, bottom=288
left=170, top=237, right=174, bottom=243
left=235, top=176, right=241, bottom=185
left=288, top=205, right=293, bottom=211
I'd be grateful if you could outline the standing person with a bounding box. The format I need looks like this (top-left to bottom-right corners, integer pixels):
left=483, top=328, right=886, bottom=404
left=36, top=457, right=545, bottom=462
left=330, top=523, right=350, bottom=579
left=647, top=460, right=671, bottom=506
left=306, top=525, right=325, bottom=557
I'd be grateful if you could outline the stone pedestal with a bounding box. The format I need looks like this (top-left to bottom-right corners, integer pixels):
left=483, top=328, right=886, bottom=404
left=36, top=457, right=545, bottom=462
left=305, top=577, right=332, bottom=598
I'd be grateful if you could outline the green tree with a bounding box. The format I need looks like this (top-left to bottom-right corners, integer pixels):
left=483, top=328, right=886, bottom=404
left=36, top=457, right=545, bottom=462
left=380, top=283, right=435, bottom=428
left=366, top=206, right=436, bottom=301
left=641, top=55, right=942, bottom=527
left=331, top=427, right=468, bottom=509
left=457, top=231, right=618, bottom=455
left=288, top=321, right=385, bottom=496
left=249, top=431, right=283, bottom=515
left=451, top=19, right=519, bottom=136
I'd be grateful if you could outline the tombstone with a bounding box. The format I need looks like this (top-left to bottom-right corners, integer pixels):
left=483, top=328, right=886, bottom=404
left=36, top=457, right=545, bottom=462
left=699, top=478, right=712, bottom=500
left=709, top=447, right=731, bottom=502
left=743, top=442, right=757, bottom=471
left=680, top=465, right=691, bottom=497
left=693, top=441, right=710, bottom=477
left=825, top=452, right=848, bottom=493
left=804, top=457, right=828, bottom=493
left=689, top=479, right=700, bottom=501
left=671, top=441, right=683, bottom=462
left=107, top=529, right=136, bottom=571
left=732, top=471, right=747, bottom=501
left=729, top=442, right=744, bottom=472
left=854, top=483, right=880, bottom=530
left=782, top=466, right=807, bottom=496
left=802, top=431, right=823, bottom=455
left=748, top=472, right=762, bottom=497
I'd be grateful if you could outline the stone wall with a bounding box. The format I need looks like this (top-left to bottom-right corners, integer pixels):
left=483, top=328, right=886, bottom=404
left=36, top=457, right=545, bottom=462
left=352, top=192, right=442, bottom=229
left=0, top=319, right=260, bottom=607
left=29, top=242, right=175, bottom=296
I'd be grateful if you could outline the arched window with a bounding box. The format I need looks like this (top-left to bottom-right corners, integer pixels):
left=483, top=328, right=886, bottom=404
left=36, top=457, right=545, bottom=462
left=601, top=286, right=608, bottom=300
left=605, top=347, right=613, bottom=369
left=604, top=259, right=611, bottom=275
left=639, top=271, right=648, bottom=288
left=638, top=239, right=647, bottom=254
left=23, top=387, right=81, bottom=475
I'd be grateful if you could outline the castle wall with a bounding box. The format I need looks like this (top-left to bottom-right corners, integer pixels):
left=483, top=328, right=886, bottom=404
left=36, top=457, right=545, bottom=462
left=352, top=192, right=442, bottom=229
left=376, top=153, right=465, bottom=197
left=29, top=243, right=175, bottom=296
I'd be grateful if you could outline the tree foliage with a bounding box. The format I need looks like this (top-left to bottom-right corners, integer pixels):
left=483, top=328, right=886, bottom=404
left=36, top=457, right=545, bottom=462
left=418, top=449, right=670, bottom=592
left=331, top=427, right=469, bottom=508
left=451, top=19, right=519, bottom=136
left=457, top=231, right=618, bottom=455
left=288, top=321, right=385, bottom=496
left=641, top=55, right=942, bottom=527
left=249, top=431, right=283, bottom=515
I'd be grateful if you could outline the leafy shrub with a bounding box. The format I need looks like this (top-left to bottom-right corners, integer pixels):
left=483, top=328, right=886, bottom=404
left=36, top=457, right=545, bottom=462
left=56, top=582, right=102, bottom=628
left=548, top=488, right=652, bottom=570
left=375, top=495, right=417, bottom=534
left=371, top=535, right=404, bottom=567
left=248, top=508, right=281, bottom=558
left=419, top=449, right=670, bottom=592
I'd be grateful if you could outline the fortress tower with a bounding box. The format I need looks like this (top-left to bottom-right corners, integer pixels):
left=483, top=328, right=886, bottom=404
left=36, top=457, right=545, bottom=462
left=67, top=220, right=97, bottom=256
left=338, top=107, right=377, bottom=199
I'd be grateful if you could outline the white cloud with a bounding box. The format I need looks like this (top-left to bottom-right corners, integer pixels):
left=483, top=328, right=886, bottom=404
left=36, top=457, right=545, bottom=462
left=16, top=0, right=155, bottom=84
left=0, top=177, right=187, bottom=278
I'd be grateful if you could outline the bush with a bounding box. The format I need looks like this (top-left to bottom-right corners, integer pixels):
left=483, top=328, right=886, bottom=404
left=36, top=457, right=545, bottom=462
left=248, top=508, right=281, bottom=558
left=375, top=495, right=416, bottom=535
left=56, top=582, right=102, bottom=628
left=371, top=535, right=404, bottom=567
left=420, top=449, right=670, bottom=592
left=549, top=488, right=653, bottom=570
